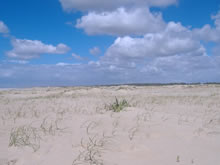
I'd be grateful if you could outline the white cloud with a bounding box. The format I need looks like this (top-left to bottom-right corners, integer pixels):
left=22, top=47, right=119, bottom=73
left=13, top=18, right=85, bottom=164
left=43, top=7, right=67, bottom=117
left=76, top=7, right=165, bottom=36
left=0, top=21, right=9, bottom=34
left=212, top=44, right=220, bottom=56
left=105, top=22, right=206, bottom=59
left=193, top=10, right=220, bottom=43
left=1, top=54, right=220, bottom=88
left=6, top=39, right=70, bottom=59
left=88, top=61, right=101, bottom=67
left=56, top=62, right=81, bottom=66
left=89, top=46, right=101, bottom=56
left=2, top=1, right=220, bottom=87
left=59, top=0, right=177, bottom=12
left=72, top=53, right=83, bottom=60
left=8, top=60, right=29, bottom=64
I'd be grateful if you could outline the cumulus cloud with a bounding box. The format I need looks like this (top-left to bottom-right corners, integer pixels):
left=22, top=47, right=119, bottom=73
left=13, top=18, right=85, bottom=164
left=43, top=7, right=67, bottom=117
left=212, top=44, right=220, bottom=56
left=59, top=0, right=177, bottom=12
left=193, top=10, right=220, bottom=42
left=141, top=55, right=219, bottom=82
left=89, top=47, right=101, bottom=56
left=105, top=22, right=206, bottom=59
left=6, top=39, right=70, bottom=59
left=0, top=21, right=9, bottom=34
left=76, top=7, right=165, bottom=36
left=2, top=1, right=219, bottom=87
left=1, top=54, right=220, bottom=88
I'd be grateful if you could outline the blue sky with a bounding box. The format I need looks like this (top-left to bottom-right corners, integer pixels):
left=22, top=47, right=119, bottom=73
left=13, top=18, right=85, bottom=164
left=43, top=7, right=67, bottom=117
left=0, top=0, right=220, bottom=87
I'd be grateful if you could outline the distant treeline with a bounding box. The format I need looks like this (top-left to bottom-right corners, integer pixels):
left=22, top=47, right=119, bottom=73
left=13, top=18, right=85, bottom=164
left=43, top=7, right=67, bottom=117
left=95, top=82, right=220, bottom=87
left=127, top=82, right=220, bottom=86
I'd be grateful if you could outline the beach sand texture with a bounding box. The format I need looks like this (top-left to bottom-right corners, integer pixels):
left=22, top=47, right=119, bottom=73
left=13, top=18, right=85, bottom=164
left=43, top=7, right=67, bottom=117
left=0, top=85, right=220, bottom=165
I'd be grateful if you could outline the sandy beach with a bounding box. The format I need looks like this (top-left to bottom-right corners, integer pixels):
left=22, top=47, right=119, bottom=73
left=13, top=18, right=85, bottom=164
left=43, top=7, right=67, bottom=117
left=1, top=85, right=220, bottom=165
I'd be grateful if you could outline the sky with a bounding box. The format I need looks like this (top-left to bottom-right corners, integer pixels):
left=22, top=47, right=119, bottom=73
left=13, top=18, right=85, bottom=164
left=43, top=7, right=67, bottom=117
left=0, top=0, right=220, bottom=87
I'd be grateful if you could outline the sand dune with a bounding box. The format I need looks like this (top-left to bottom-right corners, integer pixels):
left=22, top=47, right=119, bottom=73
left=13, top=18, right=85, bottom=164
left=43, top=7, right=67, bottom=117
left=0, top=85, right=220, bottom=165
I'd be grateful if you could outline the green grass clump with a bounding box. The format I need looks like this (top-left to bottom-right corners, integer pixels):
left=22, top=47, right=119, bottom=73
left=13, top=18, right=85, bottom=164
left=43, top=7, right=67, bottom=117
left=9, top=125, right=41, bottom=152
left=109, top=97, right=129, bottom=112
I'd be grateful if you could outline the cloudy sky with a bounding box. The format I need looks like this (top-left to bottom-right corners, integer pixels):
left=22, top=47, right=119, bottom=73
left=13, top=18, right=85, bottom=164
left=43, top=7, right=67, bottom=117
left=0, top=0, right=220, bottom=87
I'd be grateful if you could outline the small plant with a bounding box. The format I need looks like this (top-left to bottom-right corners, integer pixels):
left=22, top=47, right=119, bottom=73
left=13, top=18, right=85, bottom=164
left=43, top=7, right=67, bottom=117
left=73, top=121, right=110, bottom=165
left=40, top=117, right=66, bottom=136
left=73, top=135, right=105, bottom=165
left=9, top=125, right=41, bottom=152
left=176, top=155, right=180, bottom=163
left=108, top=97, right=129, bottom=112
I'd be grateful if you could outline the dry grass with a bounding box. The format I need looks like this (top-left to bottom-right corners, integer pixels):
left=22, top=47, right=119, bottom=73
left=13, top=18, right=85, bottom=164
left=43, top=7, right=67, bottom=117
left=1, top=85, right=220, bottom=165
left=9, top=125, right=41, bottom=152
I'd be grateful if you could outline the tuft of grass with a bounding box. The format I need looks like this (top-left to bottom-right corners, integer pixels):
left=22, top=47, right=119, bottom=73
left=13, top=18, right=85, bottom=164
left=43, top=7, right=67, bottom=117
left=9, top=125, right=41, bottom=152
left=108, top=97, right=129, bottom=112
left=40, top=117, right=67, bottom=136
left=176, top=155, right=180, bottom=163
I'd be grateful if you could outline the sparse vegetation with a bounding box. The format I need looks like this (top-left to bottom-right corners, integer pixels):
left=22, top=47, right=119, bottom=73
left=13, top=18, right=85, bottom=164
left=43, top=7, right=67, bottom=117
left=72, top=135, right=106, bottom=165
left=9, top=116, right=66, bottom=152
left=176, top=155, right=180, bottom=162
left=9, top=125, right=41, bottom=152
left=107, top=97, right=130, bottom=112
left=72, top=121, right=109, bottom=165
left=40, top=116, right=66, bottom=135
left=1, top=85, right=220, bottom=164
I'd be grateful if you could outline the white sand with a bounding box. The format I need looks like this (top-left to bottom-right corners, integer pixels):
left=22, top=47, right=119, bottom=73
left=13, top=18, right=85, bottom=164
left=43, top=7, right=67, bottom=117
left=0, top=85, right=220, bottom=165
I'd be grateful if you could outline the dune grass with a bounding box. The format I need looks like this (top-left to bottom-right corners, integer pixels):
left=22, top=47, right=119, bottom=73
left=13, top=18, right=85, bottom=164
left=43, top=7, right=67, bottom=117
left=109, top=97, right=130, bottom=112
left=9, top=125, right=41, bottom=152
